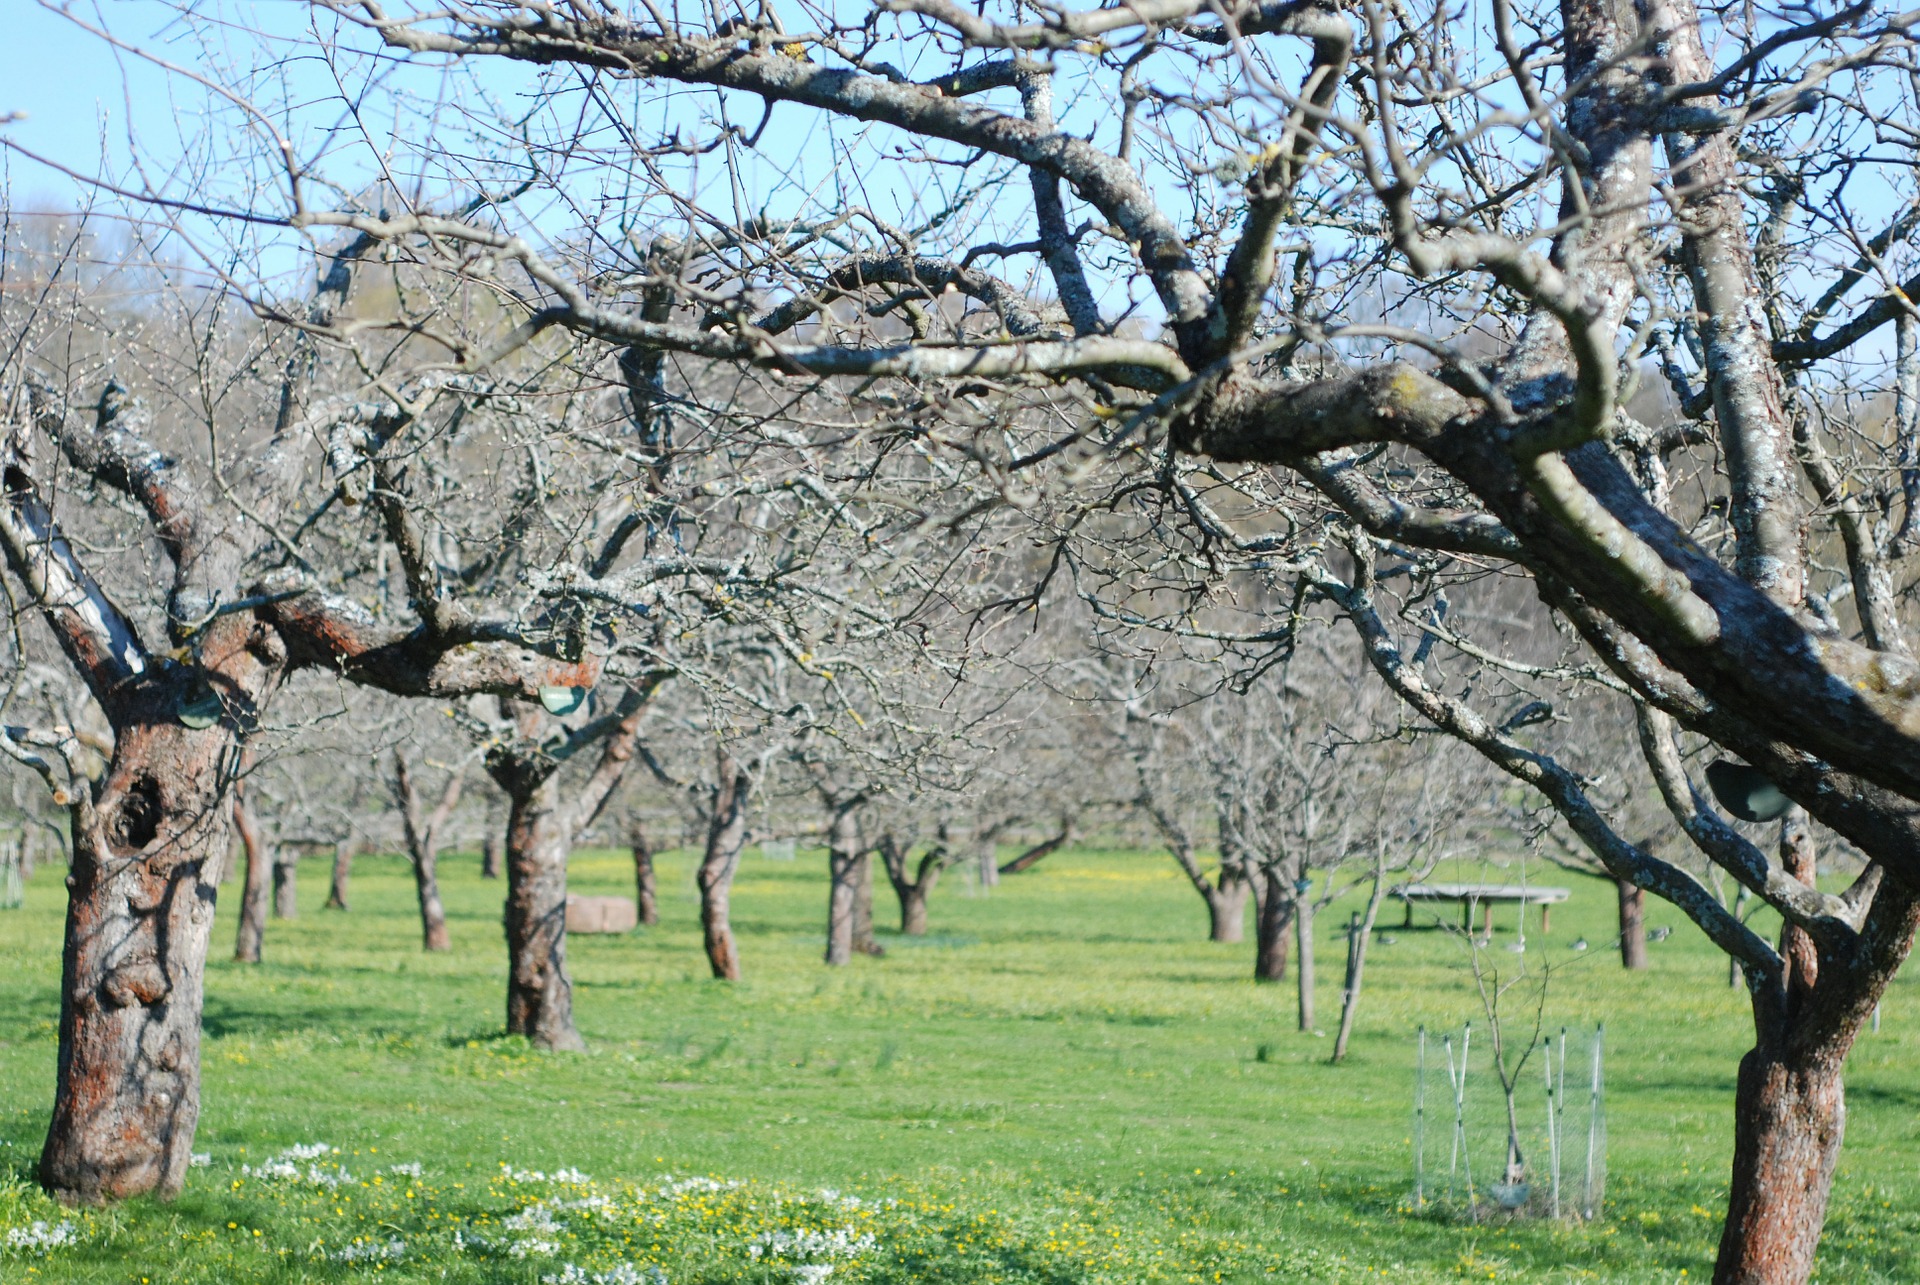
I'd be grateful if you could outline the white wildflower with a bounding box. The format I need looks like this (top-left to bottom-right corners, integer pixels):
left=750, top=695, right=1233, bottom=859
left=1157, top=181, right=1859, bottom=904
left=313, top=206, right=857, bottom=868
left=4, top=1220, right=79, bottom=1253
left=332, top=1237, right=405, bottom=1264
left=240, top=1144, right=350, bottom=1187
left=386, top=1161, right=423, bottom=1178
left=543, top=1265, right=666, bottom=1285
left=189, top=1152, right=212, bottom=1167
left=747, top=1227, right=877, bottom=1263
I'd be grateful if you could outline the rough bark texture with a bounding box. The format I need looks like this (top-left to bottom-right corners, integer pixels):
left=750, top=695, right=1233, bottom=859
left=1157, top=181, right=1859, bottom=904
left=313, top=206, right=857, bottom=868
left=498, top=771, right=584, bottom=1051
left=1715, top=1046, right=1845, bottom=1285
left=324, top=839, right=352, bottom=911
left=697, top=752, right=750, bottom=980
left=1617, top=878, right=1648, bottom=970
left=232, top=795, right=270, bottom=965
left=484, top=687, right=652, bottom=1050
left=631, top=822, right=659, bottom=926
left=1710, top=821, right=1919, bottom=1282
left=40, top=621, right=287, bottom=1204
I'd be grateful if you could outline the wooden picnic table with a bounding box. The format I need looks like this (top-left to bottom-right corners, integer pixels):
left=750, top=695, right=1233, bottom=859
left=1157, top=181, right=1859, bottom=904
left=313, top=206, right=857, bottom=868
left=1391, top=882, right=1572, bottom=933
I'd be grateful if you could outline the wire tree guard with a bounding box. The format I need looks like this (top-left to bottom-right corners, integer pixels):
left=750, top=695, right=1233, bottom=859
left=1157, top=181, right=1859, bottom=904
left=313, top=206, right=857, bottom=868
left=1413, top=1024, right=1605, bottom=1220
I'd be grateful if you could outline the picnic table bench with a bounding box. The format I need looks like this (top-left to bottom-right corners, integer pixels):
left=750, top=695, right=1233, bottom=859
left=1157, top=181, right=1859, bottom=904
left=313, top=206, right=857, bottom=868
left=1391, top=882, right=1571, bottom=933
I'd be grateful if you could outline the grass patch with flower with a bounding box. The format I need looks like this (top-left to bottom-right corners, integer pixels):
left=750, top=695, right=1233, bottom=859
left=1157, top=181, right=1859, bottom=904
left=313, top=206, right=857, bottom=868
left=4, top=843, right=1920, bottom=1281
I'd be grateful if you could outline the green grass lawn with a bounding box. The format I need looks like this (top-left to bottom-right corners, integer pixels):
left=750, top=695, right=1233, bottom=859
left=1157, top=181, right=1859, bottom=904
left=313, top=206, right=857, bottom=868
left=2, top=844, right=1917, bottom=1282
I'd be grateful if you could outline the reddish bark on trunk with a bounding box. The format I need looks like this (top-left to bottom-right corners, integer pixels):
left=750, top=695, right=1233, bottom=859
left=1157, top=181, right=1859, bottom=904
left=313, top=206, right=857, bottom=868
left=1710, top=818, right=1919, bottom=1283
left=499, top=772, right=584, bottom=1050
left=484, top=686, right=653, bottom=1050
left=40, top=621, right=287, bottom=1204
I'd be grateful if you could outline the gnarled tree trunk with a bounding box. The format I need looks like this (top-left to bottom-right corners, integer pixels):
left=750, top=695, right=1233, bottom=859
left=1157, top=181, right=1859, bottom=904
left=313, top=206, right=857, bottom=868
left=498, top=771, right=583, bottom=1050
left=40, top=620, right=287, bottom=1204
left=1207, top=876, right=1249, bottom=943
left=697, top=750, right=749, bottom=980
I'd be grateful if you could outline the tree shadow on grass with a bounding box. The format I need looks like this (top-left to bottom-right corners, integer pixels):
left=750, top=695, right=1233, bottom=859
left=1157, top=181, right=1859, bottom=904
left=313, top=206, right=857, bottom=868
left=200, top=996, right=418, bottom=1042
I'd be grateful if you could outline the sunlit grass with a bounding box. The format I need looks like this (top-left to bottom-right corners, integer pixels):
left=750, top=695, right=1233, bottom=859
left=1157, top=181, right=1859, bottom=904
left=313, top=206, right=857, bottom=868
left=1, top=844, right=1916, bottom=1281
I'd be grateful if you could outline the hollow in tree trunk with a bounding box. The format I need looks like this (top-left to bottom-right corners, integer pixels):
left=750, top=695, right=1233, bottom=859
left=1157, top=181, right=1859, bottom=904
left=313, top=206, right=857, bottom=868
left=232, top=794, right=270, bottom=965
left=1616, top=878, right=1648, bottom=970
left=40, top=621, right=288, bottom=1204
left=631, top=821, right=658, bottom=926
left=697, top=750, right=750, bottom=980
left=324, top=839, right=352, bottom=911
left=1253, top=865, right=1293, bottom=983
left=271, top=851, right=298, bottom=919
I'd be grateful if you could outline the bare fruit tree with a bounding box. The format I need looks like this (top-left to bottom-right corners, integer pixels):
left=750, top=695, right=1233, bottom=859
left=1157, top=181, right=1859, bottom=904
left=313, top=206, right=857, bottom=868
left=14, top=0, right=1920, bottom=1278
